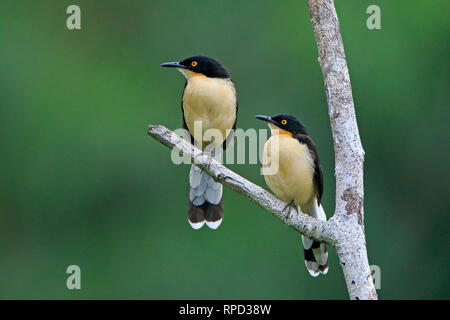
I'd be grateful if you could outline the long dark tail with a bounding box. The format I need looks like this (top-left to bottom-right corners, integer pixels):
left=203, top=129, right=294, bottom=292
left=302, top=199, right=329, bottom=276
left=187, top=165, right=223, bottom=229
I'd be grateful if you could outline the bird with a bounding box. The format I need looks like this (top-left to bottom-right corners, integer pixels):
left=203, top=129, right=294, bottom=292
left=161, top=55, right=237, bottom=230
left=255, top=114, right=328, bottom=276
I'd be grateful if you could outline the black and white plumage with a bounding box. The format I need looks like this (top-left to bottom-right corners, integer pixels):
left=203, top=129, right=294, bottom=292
left=256, top=114, right=328, bottom=276
left=162, top=56, right=237, bottom=230
left=188, top=165, right=223, bottom=229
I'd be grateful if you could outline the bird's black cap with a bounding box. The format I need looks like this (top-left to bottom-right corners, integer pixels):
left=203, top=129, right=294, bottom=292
left=161, top=55, right=230, bottom=79
left=255, top=114, right=308, bottom=135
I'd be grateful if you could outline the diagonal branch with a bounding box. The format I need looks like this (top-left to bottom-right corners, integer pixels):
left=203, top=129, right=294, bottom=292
left=147, top=0, right=377, bottom=300
left=147, top=124, right=336, bottom=245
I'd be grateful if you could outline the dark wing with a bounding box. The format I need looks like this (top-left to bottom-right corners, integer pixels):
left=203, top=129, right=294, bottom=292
left=294, top=133, right=324, bottom=204
left=223, top=93, right=238, bottom=151
left=181, top=82, right=195, bottom=145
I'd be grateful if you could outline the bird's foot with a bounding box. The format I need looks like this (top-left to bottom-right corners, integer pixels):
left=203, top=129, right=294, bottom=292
left=201, top=153, right=213, bottom=171
left=282, top=201, right=297, bottom=219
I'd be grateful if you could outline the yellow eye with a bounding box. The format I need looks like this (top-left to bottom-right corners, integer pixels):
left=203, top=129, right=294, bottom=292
left=281, top=120, right=287, bottom=125
left=191, top=61, right=198, bottom=67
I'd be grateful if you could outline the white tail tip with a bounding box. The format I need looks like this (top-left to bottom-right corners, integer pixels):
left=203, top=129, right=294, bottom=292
left=206, top=219, right=222, bottom=230
left=188, top=220, right=205, bottom=230
left=305, top=261, right=320, bottom=277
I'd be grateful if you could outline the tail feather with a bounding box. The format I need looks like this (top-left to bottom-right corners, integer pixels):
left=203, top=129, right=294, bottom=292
left=205, top=199, right=223, bottom=229
left=187, top=200, right=205, bottom=230
left=187, top=165, right=223, bottom=230
left=301, top=199, right=329, bottom=276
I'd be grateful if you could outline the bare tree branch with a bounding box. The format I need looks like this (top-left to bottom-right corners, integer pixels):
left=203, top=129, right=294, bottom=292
left=147, top=0, right=377, bottom=300
left=306, top=0, right=377, bottom=299
left=147, top=124, right=335, bottom=244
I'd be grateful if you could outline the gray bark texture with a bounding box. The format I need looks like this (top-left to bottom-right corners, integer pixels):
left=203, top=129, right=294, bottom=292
left=147, top=0, right=377, bottom=300
left=306, top=0, right=377, bottom=299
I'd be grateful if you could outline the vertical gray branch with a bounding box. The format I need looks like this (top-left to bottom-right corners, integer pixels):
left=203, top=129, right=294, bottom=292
left=148, top=0, right=378, bottom=299
left=306, top=0, right=377, bottom=299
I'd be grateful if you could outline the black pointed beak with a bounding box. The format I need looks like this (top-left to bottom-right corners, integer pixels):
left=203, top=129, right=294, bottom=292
left=160, top=61, right=186, bottom=69
left=255, top=115, right=278, bottom=126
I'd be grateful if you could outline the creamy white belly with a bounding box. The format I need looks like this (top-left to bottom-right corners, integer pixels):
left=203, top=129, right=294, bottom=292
left=262, top=134, right=315, bottom=208
left=183, top=76, right=236, bottom=149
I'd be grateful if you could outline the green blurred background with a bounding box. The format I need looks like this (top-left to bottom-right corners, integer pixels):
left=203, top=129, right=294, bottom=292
left=0, top=0, right=448, bottom=299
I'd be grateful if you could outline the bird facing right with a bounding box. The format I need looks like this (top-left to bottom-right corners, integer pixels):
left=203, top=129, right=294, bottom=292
left=255, top=114, right=329, bottom=277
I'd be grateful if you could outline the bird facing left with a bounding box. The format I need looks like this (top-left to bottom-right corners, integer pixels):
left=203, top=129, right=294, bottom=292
left=161, top=55, right=238, bottom=230
left=255, top=114, right=329, bottom=277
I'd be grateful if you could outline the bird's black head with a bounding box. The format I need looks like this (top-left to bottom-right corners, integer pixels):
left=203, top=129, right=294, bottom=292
left=161, top=55, right=230, bottom=79
left=255, top=114, right=308, bottom=135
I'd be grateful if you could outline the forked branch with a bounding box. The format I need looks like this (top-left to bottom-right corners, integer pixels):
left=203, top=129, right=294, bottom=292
left=147, top=0, right=377, bottom=300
